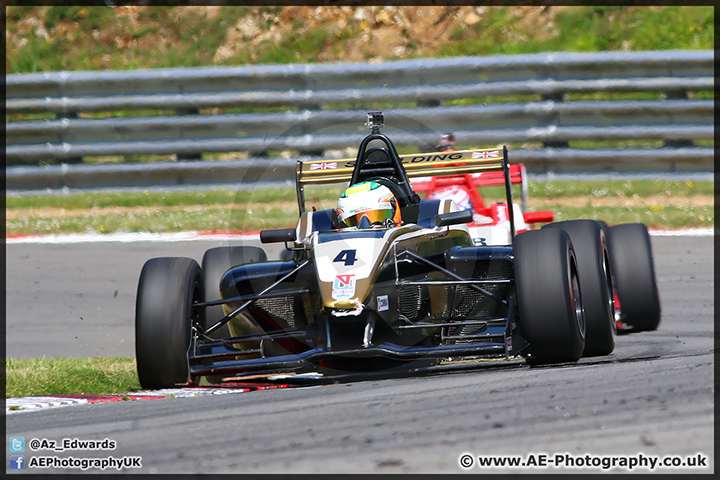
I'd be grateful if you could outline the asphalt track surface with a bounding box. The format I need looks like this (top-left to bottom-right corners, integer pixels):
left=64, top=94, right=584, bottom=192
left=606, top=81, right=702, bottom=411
left=5, top=235, right=715, bottom=474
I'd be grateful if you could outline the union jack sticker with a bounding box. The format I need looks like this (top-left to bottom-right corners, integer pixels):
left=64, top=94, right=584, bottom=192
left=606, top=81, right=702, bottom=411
left=472, top=151, right=500, bottom=159
left=310, top=162, right=337, bottom=170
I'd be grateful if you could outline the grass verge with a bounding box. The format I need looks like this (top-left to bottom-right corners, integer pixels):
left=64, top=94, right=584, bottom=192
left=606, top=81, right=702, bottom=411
left=540, top=205, right=714, bottom=230
left=5, top=357, right=142, bottom=398
left=5, top=180, right=714, bottom=236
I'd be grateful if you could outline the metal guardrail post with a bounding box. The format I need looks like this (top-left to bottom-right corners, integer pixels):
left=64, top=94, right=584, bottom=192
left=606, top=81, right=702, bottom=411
left=55, top=111, right=83, bottom=164
left=662, top=90, right=694, bottom=149
left=175, top=107, right=203, bottom=161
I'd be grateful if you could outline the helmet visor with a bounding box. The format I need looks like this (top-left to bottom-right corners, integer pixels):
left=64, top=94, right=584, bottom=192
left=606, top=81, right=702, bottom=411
left=340, top=206, right=394, bottom=228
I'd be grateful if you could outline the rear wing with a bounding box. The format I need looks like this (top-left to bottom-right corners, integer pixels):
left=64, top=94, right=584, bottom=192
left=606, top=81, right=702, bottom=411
left=412, top=163, right=529, bottom=213
left=297, top=148, right=506, bottom=186
left=296, top=146, right=517, bottom=238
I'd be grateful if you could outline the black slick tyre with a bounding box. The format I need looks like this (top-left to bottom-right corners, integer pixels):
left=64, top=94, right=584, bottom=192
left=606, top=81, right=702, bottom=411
left=200, top=246, right=267, bottom=385
left=135, top=257, right=204, bottom=389
left=514, top=228, right=585, bottom=364
left=605, top=223, right=661, bottom=331
left=543, top=220, right=615, bottom=356
left=201, top=246, right=267, bottom=338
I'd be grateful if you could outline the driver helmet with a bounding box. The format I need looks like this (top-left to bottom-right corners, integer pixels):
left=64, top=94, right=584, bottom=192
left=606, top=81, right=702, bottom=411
left=336, top=181, right=401, bottom=228
left=436, top=133, right=456, bottom=152
left=428, top=185, right=473, bottom=212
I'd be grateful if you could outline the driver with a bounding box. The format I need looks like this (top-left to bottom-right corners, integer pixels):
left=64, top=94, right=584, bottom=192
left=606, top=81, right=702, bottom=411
left=336, top=180, right=401, bottom=229
left=436, top=133, right=456, bottom=152
left=428, top=132, right=476, bottom=213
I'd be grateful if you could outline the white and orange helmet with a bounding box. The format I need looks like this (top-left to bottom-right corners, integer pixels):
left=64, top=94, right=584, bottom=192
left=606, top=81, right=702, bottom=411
left=336, top=181, right=401, bottom=228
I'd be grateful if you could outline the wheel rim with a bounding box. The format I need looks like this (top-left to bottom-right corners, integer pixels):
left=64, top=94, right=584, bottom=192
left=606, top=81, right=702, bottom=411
left=190, top=279, right=203, bottom=331
left=187, top=277, right=203, bottom=384
left=602, top=248, right=617, bottom=334
left=570, top=259, right=585, bottom=340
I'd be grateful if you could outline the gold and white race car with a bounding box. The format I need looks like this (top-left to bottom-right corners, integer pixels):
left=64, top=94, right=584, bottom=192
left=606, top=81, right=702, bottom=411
left=134, top=112, right=638, bottom=389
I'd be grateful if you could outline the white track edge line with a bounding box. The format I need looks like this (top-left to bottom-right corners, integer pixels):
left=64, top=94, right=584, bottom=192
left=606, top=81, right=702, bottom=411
left=5, top=228, right=713, bottom=244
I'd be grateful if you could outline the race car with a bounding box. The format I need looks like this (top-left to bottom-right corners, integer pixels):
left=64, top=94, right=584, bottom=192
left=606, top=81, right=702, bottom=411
left=412, top=163, right=554, bottom=246
left=411, top=156, right=661, bottom=334
left=135, top=112, right=620, bottom=389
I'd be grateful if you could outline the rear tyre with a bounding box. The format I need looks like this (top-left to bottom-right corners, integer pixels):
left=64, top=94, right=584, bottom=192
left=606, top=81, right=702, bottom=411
left=605, top=223, right=661, bottom=331
left=136, top=257, right=204, bottom=389
left=515, top=228, right=585, bottom=364
left=201, top=246, right=267, bottom=384
left=543, top=220, right=615, bottom=356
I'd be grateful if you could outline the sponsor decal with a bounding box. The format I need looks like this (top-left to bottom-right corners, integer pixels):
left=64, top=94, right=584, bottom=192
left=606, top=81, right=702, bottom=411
left=349, top=206, right=372, bottom=215
left=332, top=274, right=356, bottom=300
left=377, top=295, right=389, bottom=312
left=347, top=202, right=392, bottom=216
left=405, top=152, right=464, bottom=164
left=310, top=162, right=337, bottom=170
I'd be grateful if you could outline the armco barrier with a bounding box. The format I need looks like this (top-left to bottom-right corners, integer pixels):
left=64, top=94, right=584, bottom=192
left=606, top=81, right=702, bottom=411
left=5, top=50, right=714, bottom=189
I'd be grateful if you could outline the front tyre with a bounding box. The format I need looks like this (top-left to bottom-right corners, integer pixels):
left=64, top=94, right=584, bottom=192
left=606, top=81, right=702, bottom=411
left=135, top=257, right=204, bottom=389
left=605, top=223, right=661, bottom=331
left=515, top=228, right=585, bottom=364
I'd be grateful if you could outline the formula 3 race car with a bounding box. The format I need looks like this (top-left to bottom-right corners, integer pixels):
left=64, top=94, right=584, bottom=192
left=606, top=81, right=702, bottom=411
left=135, top=112, right=642, bottom=389
left=411, top=158, right=661, bottom=334
left=412, top=162, right=554, bottom=246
